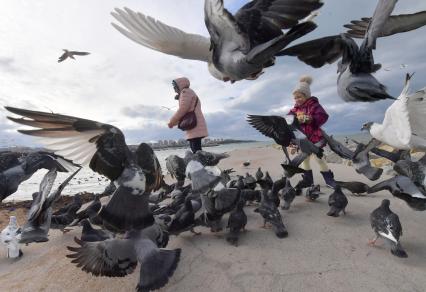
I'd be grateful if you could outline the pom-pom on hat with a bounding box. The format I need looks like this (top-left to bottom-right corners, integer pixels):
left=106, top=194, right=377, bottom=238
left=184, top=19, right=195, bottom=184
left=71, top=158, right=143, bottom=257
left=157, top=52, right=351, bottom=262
left=293, top=75, right=313, bottom=98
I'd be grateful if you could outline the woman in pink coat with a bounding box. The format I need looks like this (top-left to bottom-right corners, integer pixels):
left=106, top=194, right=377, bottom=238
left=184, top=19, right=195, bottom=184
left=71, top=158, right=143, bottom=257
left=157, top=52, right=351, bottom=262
left=168, top=77, right=208, bottom=153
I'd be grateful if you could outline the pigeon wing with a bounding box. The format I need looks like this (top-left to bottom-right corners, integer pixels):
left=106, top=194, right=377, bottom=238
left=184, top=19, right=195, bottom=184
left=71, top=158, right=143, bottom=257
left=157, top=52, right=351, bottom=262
left=247, top=115, right=295, bottom=147
left=66, top=237, right=137, bottom=277
left=27, top=168, right=57, bottom=222
left=5, top=106, right=129, bottom=181
left=112, top=7, right=210, bottom=62
left=345, top=11, right=426, bottom=39
left=277, top=35, right=346, bottom=68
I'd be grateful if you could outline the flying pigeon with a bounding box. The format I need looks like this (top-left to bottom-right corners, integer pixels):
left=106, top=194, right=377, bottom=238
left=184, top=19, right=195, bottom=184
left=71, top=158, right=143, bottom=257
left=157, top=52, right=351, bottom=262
left=58, top=49, right=90, bottom=63
left=5, top=106, right=163, bottom=232
left=369, top=199, right=408, bottom=258
left=368, top=175, right=426, bottom=211
left=111, top=2, right=322, bottom=82
left=279, top=0, right=404, bottom=102
left=0, top=150, right=78, bottom=202
left=20, top=168, right=80, bottom=244
left=67, top=224, right=181, bottom=291
left=335, top=181, right=370, bottom=196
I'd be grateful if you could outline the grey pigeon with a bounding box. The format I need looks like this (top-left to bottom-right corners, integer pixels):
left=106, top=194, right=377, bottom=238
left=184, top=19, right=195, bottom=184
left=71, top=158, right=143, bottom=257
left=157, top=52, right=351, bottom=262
left=281, top=178, right=297, bottom=210
left=53, top=193, right=82, bottom=216
left=305, top=184, right=321, bottom=202
left=255, top=167, right=264, bottom=181
left=321, top=131, right=382, bottom=181
left=327, top=186, right=348, bottom=217
left=281, top=151, right=308, bottom=177
left=80, top=219, right=114, bottom=242
left=67, top=223, right=180, bottom=291
left=368, top=176, right=426, bottom=211
left=166, top=154, right=187, bottom=188
left=226, top=199, right=247, bottom=246
left=369, top=199, right=408, bottom=258
left=335, top=181, right=370, bottom=196
left=58, top=49, right=90, bottom=62
left=0, top=150, right=78, bottom=202
left=111, top=2, right=322, bottom=82
left=247, top=114, right=323, bottom=162
left=167, top=196, right=200, bottom=236
left=20, top=168, right=80, bottom=244
left=254, top=189, right=288, bottom=238
left=279, top=0, right=400, bottom=102
left=244, top=173, right=257, bottom=190
left=6, top=106, right=165, bottom=232
left=393, top=153, right=426, bottom=189
left=68, top=195, right=102, bottom=227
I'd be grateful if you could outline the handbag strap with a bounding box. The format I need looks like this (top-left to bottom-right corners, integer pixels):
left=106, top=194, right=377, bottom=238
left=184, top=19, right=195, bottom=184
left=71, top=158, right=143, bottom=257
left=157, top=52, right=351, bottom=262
left=190, top=97, right=198, bottom=113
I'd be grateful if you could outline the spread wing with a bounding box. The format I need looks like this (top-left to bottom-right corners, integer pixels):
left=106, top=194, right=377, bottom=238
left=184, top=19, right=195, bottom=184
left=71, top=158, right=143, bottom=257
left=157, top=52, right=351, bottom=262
left=247, top=115, right=295, bottom=147
left=66, top=237, right=137, bottom=277
left=5, top=106, right=129, bottom=181
left=112, top=7, right=211, bottom=62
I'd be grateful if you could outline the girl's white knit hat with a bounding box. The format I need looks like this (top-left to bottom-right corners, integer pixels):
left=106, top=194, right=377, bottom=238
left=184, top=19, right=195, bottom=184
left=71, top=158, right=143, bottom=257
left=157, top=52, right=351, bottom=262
left=293, top=75, right=313, bottom=97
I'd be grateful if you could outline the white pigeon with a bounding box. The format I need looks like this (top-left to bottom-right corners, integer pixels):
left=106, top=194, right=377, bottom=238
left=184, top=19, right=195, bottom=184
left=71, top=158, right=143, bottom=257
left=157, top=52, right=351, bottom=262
left=362, top=74, right=426, bottom=150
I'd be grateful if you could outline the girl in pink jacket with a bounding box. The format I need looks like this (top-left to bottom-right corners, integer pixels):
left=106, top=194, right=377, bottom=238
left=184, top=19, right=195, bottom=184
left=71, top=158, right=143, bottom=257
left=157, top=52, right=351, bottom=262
left=288, top=75, right=336, bottom=198
left=168, top=77, right=208, bottom=153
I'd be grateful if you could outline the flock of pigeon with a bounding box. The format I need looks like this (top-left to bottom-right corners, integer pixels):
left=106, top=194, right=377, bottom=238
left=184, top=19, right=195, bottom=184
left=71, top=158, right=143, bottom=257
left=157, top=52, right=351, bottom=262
left=1, top=0, right=426, bottom=291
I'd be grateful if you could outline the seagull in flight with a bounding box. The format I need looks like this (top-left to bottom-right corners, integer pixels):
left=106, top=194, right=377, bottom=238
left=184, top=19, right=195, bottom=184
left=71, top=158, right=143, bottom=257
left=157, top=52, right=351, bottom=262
left=58, top=49, right=90, bottom=63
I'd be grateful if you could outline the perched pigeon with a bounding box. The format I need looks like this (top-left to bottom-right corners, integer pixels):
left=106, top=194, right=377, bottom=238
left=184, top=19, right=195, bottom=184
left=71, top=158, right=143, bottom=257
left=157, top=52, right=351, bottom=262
left=226, top=199, right=247, bottom=246
left=244, top=173, right=257, bottom=190
left=243, top=160, right=251, bottom=167
left=369, top=199, right=408, bottom=258
left=80, top=219, right=114, bottom=242
left=67, top=224, right=181, bottom=291
left=167, top=197, right=200, bottom=236
left=281, top=178, right=297, bottom=210
left=0, top=150, right=78, bottom=202
left=327, top=186, right=348, bottom=217
left=393, top=153, right=426, bottom=188
left=335, top=181, right=370, bottom=196
left=255, top=167, right=264, bottom=181
left=111, top=2, right=322, bottom=82
left=368, top=176, right=426, bottom=211
left=6, top=106, right=164, bottom=232
left=20, top=168, right=80, bottom=244
left=166, top=154, right=187, bottom=188
left=279, top=0, right=402, bottom=102
left=58, top=49, right=90, bottom=62
left=362, top=73, right=426, bottom=151
left=305, top=184, right=321, bottom=202
left=254, top=189, right=288, bottom=238
left=68, top=195, right=102, bottom=227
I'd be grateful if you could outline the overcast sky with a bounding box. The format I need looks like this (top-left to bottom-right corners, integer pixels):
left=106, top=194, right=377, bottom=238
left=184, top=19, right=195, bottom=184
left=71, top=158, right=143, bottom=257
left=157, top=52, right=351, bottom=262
left=0, top=0, right=425, bottom=146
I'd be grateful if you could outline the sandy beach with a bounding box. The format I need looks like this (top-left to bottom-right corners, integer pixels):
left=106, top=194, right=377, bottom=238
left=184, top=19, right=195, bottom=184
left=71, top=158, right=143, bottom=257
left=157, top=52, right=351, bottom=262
left=1, top=145, right=426, bottom=292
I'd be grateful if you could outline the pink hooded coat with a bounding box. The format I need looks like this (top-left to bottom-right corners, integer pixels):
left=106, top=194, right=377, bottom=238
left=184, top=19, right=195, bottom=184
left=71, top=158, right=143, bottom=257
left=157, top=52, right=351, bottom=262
left=169, top=77, right=208, bottom=140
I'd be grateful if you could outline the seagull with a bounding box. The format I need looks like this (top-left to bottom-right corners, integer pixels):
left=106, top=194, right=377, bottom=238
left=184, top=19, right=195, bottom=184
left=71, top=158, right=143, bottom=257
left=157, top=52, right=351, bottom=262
left=0, top=151, right=78, bottom=202
left=111, top=1, right=322, bottom=82
left=247, top=114, right=323, bottom=162
left=369, top=199, right=408, bottom=258
left=20, top=168, right=80, bottom=244
left=361, top=73, right=426, bottom=151
left=66, top=224, right=181, bottom=291
left=344, top=11, right=426, bottom=39
left=279, top=0, right=403, bottom=102
left=58, top=49, right=90, bottom=63
left=5, top=106, right=163, bottom=232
